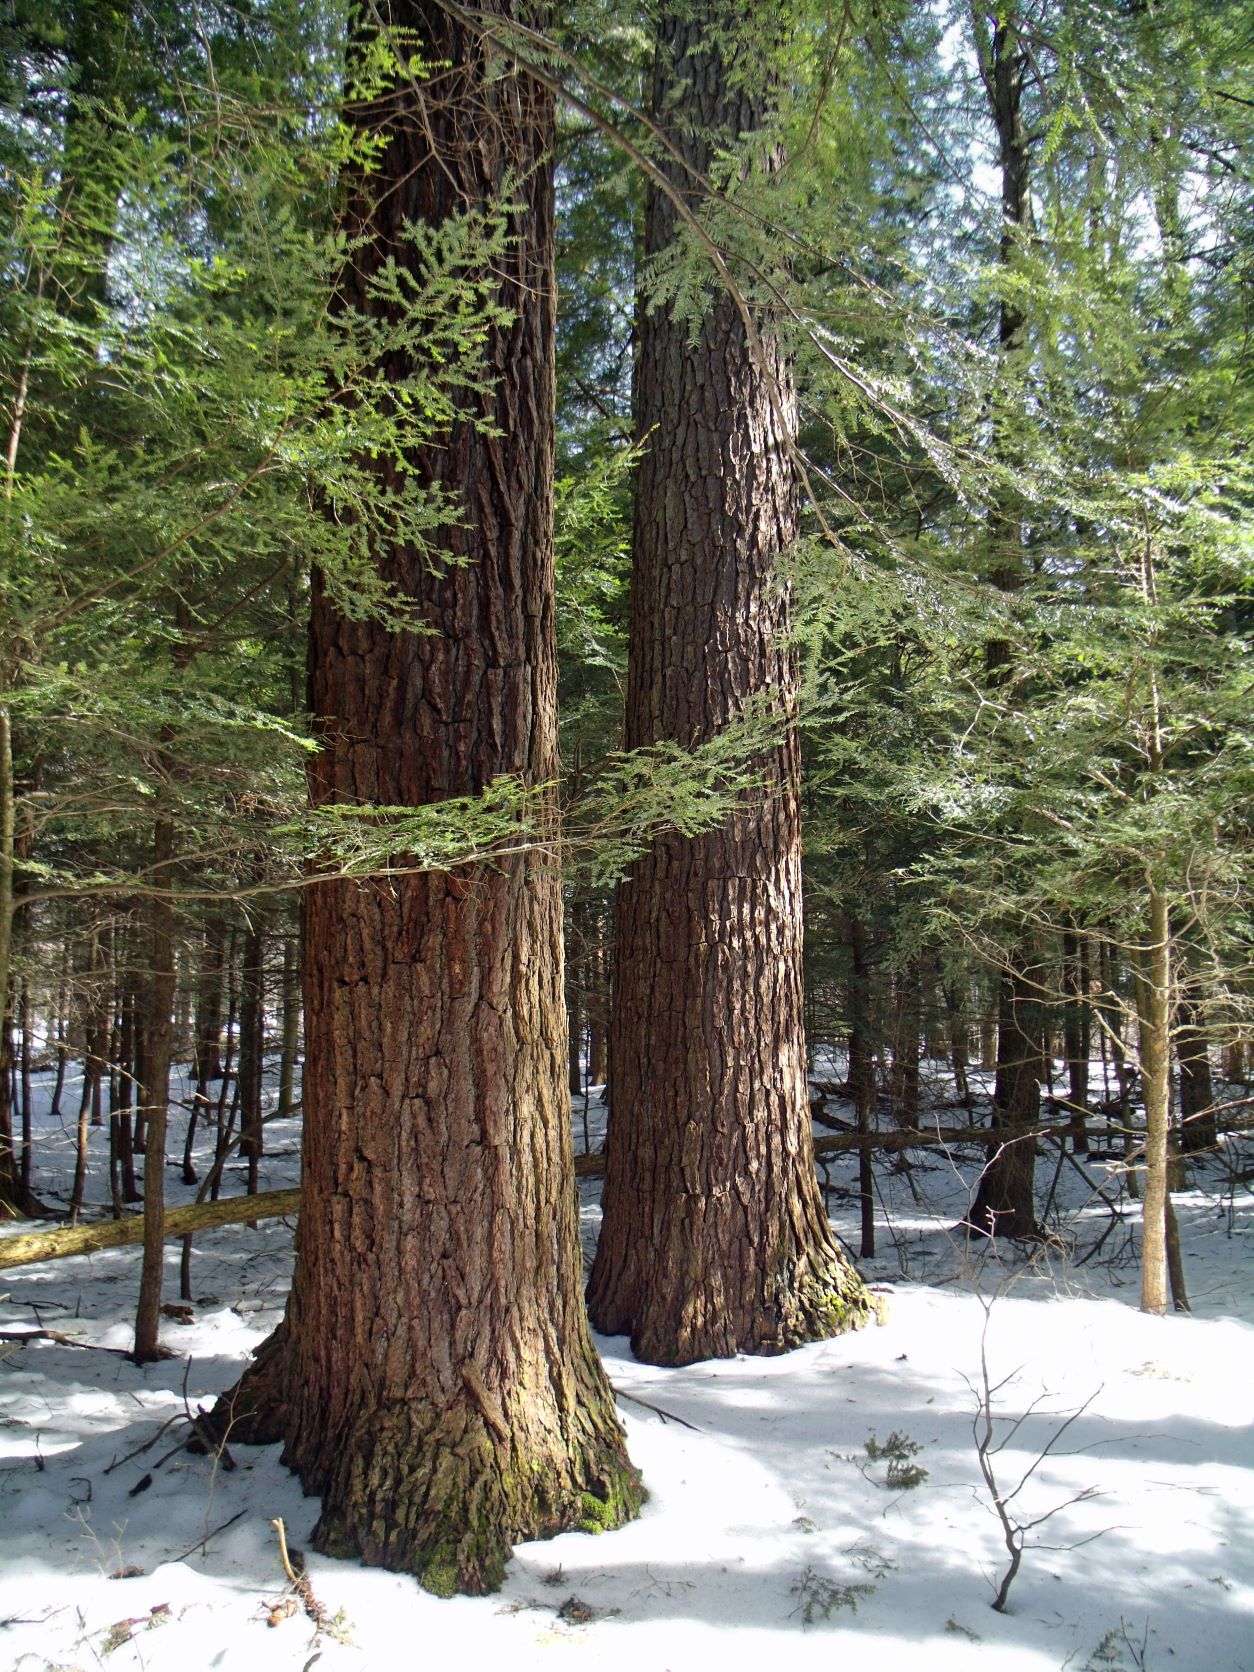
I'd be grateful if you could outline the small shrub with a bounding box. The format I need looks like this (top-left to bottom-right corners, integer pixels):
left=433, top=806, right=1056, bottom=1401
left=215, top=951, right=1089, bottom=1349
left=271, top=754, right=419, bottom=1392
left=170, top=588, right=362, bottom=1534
left=863, top=1430, right=929, bottom=1489
left=789, top=1567, right=876, bottom=1626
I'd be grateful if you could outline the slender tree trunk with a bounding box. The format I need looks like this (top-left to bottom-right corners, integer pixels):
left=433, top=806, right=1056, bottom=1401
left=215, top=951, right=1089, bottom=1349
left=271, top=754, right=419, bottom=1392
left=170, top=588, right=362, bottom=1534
left=194, top=913, right=225, bottom=1084
left=1062, top=927, right=1090, bottom=1152
left=276, top=926, right=300, bottom=1119
left=49, top=948, right=70, bottom=1124
left=18, top=977, right=32, bottom=1198
left=889, top=966, right=920, bottom=1128
left=1137, top=888, right=1172, bottom=1315
left=966, top=962, right=1042, bottom=1239
left=209, top=936, right=239, bottom=1203
left=1177, top=995, right=1216, bottom=1154
left=945, top=980, right=972, bottom=1108
left=0, top=702, right=34, bottom=1218
left=587, top=5, right=869, bottom=1364
left=237, top=904, right=265, bottom=1197
left=112, top=973, right=140, bottom=1204
left=588, top=911, right=608, bottom=1086
left=69, top=930, right=103, bottom=1220
left=133, top=817, right=176, bottom=1362
left=87, top=927, right=108, bottom=1128
left=567, top=897, right=584, bottom=1099
left=848, top=916, right=876, bottom=1259
left=210, top=0, right=640, bottom=1594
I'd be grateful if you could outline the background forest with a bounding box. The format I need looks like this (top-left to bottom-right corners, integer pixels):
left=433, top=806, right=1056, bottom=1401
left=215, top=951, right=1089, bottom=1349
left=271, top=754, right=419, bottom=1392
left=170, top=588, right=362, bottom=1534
left=0, top=0, right=1251, bottom=1663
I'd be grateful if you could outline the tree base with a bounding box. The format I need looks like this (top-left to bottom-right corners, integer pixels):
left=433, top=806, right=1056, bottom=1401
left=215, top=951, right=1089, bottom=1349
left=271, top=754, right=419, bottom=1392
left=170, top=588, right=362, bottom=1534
left=207, top=1326, right=644, bottom=1596
left=960, top=1206, right=1045, bottom=1243
left=598, top=1242, right=873, bottom=1369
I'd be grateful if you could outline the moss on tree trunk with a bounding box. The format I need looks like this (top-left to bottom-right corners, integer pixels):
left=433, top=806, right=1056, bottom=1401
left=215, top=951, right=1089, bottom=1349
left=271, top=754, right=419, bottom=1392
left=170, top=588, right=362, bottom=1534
left=209, top=0, right=641, bottom=1591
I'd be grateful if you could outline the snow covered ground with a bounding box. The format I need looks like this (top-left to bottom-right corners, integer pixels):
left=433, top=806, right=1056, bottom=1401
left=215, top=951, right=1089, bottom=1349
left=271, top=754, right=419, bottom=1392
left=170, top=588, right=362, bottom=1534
left=2, top=1056, right=1252, bottom=1672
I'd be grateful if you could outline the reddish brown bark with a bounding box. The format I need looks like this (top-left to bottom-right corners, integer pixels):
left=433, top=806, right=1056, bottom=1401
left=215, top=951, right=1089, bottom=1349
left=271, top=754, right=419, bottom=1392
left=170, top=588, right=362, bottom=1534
left=210, top=0, right=639, bottom=1595
left=585, top=9, right=869, bottom=1366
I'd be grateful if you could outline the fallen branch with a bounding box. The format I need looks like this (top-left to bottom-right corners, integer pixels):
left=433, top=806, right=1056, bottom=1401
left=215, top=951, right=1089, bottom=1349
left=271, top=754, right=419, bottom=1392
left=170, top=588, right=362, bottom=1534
left=174, top=1509, right=247, bottom=1564
left=0, top=1189, right=301, bottom=1273
left=0, top=1327, right=132, bottom=1357
left=0, top=1118, right=1122, bottom=1275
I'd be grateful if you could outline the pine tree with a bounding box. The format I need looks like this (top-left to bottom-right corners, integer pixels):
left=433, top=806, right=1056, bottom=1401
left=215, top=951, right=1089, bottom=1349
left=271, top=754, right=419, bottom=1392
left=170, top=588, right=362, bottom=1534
left=208, top=0, right=642, bottom=1593
left=586, top=1, right=871, bottom=1365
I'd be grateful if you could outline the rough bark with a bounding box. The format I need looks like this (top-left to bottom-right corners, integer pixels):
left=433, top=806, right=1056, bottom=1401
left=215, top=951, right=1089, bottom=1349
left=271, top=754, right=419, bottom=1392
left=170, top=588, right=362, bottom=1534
left=210, top=0, right=640, bottom=1595
left=586, top=8, right=870, bottom=1365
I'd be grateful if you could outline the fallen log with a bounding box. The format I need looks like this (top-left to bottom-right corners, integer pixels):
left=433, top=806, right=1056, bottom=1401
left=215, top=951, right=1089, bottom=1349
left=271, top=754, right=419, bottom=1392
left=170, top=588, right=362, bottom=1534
left=0, top=1188, right=301, bottom=1274
left=0, top=1119, right=1099, bottom=1275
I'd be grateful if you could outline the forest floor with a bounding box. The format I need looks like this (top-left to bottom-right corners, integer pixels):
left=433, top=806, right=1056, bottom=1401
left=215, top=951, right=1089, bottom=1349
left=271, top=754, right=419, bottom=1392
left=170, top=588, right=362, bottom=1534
left=1, top=1057, right=1251, bottom=1672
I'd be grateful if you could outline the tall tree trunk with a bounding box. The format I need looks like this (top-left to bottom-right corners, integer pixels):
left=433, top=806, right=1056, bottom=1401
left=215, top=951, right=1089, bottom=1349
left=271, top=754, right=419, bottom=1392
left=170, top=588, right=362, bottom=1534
left=133, top=815, right=176, bottom=1362
left=112, top=968, right=140, bottom=1205
left=945, top=979, right=972, bottom=1108
left=889, top=964, right=920, bottom=1128
left=17, top=977, right=32, bottom=1199
left=1136, top=888, right=1172, bottom=1315
left=194, top=913, right=225, bottom=1084
left=1176, top=994, right=1216, bottom=1154
left=210, top=0, right=640, bottom=1595
left=586, top=5, right=869, bottom=1365
left=587, top=908, right=608, bottom=1086
left=966, top=962, right=1043, bottom=1239
left=567, top=897, right=584, bottom=1099
left=848, top=916, right=876, bottom=1259
left=276, top=926, right=300, bottom=1119
left=237, top=903, right=265, bottom=1196
left=1062, top=928, right=1091, bottom=1152
left=0, top=703, right=34, bottom=1218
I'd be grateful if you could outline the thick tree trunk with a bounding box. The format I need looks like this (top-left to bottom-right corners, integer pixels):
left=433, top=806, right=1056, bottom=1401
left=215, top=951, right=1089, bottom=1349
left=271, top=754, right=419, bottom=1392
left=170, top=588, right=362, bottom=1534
left=210, top=0, right=640, bottom=1595
left=586, top=7, right=869, bottom=1365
